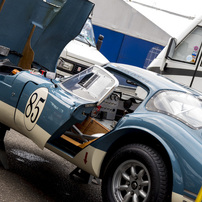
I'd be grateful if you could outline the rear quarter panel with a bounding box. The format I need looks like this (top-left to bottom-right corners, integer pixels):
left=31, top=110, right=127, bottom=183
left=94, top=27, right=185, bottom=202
left=91, top=112, right=202, bottom=197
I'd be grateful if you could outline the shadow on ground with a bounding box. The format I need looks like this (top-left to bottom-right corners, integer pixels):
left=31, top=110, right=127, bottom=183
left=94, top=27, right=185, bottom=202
left=0, top=130, right=102, bottom=202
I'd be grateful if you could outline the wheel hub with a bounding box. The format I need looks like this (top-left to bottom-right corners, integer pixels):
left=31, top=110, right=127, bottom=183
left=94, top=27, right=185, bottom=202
left=112, top=160, right=151, bottom=202
left=131, top=181, right=138, bottom=190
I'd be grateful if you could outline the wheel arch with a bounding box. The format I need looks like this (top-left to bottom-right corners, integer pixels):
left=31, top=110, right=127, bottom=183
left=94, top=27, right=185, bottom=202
left=99, top=127, right=184, bottom=196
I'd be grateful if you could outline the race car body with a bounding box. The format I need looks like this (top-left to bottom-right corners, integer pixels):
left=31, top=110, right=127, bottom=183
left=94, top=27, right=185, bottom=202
left=0, top=1, right=201, bottom=202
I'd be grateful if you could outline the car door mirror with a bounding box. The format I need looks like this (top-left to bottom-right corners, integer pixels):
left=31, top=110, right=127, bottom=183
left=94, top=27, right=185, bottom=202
left=160, top=37, right=176, bottom=72
left=165, top=37, right=176, bottom=59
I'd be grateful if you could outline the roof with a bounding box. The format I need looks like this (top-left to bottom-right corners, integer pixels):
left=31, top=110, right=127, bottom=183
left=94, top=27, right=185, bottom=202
left=125, top=0, right=200, bottom=37
left=91, top=0, right=170, bottom=46
left=107, top=63, right=193, bottom=93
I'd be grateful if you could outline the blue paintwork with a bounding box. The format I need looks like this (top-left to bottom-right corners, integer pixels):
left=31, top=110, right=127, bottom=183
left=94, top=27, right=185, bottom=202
left=93, top=112, right=202, bottom=195
left=0, top=69, right=94, bottom=140
left=0, top=0, right=94, bottom=72
left=0, top=0, right=96, bottom=143
left=0, top=1, right=201, bottom=201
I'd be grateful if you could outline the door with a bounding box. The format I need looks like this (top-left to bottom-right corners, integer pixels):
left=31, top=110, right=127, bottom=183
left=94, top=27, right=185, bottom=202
left=163, top=26, right=202, bottom=91
left=14, top=81, right=50, bottom=149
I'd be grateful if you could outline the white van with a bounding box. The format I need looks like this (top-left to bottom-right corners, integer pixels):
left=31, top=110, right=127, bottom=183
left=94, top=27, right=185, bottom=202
left=57, top=18, right=109, bottom=76
left=148, top=15, right=202, bottom=92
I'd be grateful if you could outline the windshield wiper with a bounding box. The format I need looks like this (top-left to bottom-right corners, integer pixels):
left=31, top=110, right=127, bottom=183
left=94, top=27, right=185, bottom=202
left=78, top=34, right=92, bottom=46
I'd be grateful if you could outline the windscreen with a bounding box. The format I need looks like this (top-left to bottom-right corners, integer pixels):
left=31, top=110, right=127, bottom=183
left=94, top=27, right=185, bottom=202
left=171, top=26, right=202, bottom=63
left=75, top=18, right=96, bottom=47
left=60, top=65, right=119, bottom=105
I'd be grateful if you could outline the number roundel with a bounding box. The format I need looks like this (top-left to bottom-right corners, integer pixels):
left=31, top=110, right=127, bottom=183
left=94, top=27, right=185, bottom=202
left=24, top=87, right=48, bottom=131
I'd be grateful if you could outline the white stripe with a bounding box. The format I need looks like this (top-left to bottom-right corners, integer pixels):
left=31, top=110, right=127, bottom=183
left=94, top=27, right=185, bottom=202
left=0, top=100, right=50, bottom=149
left=15, top=109, right=51, bottom=149
left=172, top=192, right=194, bottom=202
left=0, top=101, right=15, bottom=127
left=46, top=144, right=106, bottom=177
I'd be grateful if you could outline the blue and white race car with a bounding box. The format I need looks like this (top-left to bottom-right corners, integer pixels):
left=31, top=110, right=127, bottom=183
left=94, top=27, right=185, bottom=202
left=0, top=1, right=201, bottom=202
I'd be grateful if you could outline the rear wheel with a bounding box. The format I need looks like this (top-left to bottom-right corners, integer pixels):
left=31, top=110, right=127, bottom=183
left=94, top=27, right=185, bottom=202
left=102, top=144, right=170, bottom=202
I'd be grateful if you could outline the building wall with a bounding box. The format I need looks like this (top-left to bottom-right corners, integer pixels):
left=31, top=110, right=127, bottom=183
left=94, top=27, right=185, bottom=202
left=94, top=25, right=164, bottom=68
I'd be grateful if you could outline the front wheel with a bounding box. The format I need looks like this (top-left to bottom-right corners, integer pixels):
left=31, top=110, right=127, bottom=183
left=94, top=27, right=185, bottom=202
left=102, top=144, right=170, bottom=202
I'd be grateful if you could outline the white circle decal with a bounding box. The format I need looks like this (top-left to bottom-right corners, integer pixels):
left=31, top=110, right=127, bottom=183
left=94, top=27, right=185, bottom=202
left=186, top=55, right=192, bottom=62
left=24, top=87, right=48, bottom=131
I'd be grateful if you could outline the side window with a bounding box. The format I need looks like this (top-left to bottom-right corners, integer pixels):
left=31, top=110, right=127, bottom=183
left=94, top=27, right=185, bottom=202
left=108, top=70, right=148, bottom=103
left=171, top=26, right=202, bottom=63
left=109, top=70, right=148, bottom=111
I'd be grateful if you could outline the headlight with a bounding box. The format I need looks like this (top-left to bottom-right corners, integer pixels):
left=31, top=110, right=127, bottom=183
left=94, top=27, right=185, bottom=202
left=146, top=90, right=202, bottom=129
left=57, top=58, right=74, bottom=72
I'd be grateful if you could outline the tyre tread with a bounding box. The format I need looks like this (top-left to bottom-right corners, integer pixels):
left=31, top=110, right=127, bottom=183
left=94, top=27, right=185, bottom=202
left=102, top=143, right=170, bottom=202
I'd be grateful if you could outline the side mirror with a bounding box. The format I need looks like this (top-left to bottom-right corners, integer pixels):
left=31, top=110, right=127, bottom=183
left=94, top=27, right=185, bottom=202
left=160, top=37, right=176, bottom=71
left=96, top=34, right=104, bottom=51
left=165, top=37, right=176, bottom=59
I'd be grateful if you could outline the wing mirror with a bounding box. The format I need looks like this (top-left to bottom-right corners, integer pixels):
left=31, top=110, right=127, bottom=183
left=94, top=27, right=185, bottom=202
left=96, top=34, right=104, bottom=51
left=165, top=37, right=176, bottom=59
left=160, top=37, right=176, bottom=71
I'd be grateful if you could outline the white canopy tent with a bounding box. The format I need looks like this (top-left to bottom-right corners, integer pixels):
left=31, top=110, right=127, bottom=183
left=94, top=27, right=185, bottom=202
left=91, top=0, right=171, bottom=46
left=126, top=0, right=196, bottom=38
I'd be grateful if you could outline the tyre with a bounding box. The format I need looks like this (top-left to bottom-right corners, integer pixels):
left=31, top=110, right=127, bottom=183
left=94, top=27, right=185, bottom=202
left=102, top=144, right=170, bottom=202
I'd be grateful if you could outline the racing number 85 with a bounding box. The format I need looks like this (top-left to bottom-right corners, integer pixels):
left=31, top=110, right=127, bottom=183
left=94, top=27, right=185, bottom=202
left=24, top=88, right=48, bottom=131
left=25, top=93, right=45, bottom=123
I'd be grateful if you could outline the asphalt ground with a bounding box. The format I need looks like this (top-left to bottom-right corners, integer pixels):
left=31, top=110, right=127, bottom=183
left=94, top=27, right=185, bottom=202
left=0, top=129, right=102, bottom=202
